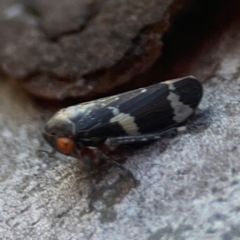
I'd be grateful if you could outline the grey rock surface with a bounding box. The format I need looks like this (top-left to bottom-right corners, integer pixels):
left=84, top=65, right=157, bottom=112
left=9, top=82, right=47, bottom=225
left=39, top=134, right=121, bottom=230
left=1, top=1, right=240, bottom=240
left=1, top=43, right=240, bottom=239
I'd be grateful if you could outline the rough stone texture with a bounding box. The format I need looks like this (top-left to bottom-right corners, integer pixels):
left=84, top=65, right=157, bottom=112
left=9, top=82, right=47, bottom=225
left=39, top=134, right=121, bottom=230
left=1, top=54, right=240, bottom=239
left=0, top=0, right=190, bottom=100
left=1, top=1, right=240, bottom=240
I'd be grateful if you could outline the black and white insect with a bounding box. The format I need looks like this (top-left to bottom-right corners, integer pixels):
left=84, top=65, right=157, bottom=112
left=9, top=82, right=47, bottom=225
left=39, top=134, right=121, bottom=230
left=43, top=76, right=203, bottom=169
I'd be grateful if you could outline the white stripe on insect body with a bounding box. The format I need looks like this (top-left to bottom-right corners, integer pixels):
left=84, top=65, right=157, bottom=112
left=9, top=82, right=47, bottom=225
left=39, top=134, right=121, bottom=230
left=167, top=92, right=194, bottom=123
left=109, top=113, right=139, bottom=136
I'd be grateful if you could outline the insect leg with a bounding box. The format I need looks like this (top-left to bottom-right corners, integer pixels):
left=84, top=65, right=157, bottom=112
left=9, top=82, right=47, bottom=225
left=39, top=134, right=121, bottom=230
left=97, top=151, right=139, bottom=186
left=105, top=126, right=187, bottom=150
left=36, top=148, right=56, bottom=158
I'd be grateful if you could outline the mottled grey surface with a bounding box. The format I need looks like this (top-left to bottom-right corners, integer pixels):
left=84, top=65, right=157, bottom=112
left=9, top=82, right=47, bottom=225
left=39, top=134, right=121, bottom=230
left=1, top=44, right=240, bottom=239
left=0, top=1, right=240, bottom=238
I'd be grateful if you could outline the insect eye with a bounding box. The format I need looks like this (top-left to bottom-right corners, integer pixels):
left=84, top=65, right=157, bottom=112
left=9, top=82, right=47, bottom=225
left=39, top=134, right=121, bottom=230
left=56, top=138, right=75, bottom=154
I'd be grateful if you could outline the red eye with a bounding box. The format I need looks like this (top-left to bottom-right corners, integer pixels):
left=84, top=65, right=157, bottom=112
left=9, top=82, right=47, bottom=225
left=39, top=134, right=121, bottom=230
left=56, top=138, right=75, bottom=154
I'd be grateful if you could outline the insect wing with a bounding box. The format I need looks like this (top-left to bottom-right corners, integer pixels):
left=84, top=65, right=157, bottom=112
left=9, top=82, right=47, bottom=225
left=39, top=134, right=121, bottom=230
left=73, top=87, right=147, bottom=141
left=73, top=76, right=202, bottom=143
